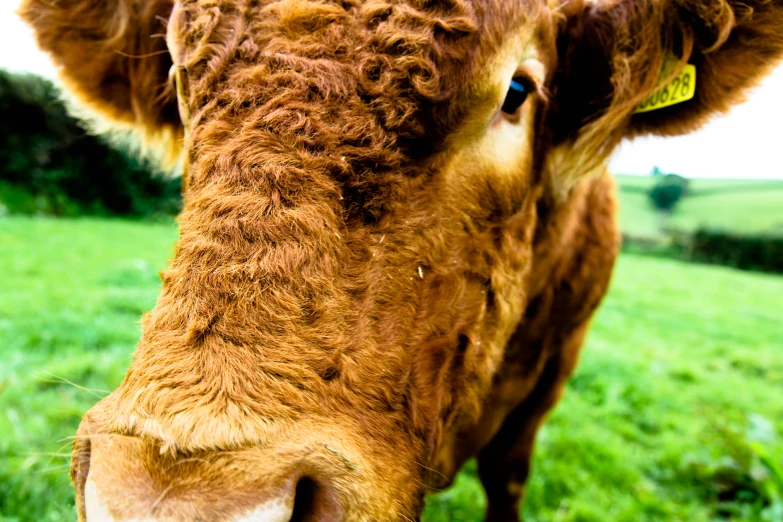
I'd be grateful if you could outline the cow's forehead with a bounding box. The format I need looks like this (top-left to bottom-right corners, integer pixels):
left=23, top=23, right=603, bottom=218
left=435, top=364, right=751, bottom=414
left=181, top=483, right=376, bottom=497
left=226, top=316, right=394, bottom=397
left=168, top=0, right=557, bottom=153
left=172, top=0, right=555, bottom=74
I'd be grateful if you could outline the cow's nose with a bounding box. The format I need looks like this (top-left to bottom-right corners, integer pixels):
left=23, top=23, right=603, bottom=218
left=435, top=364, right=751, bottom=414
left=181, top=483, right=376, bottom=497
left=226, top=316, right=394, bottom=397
left=78, top=430, right=345, bottom=522
left=84, top=473, right=336, bottom=522
left=85, top=473, right=292, bottom=522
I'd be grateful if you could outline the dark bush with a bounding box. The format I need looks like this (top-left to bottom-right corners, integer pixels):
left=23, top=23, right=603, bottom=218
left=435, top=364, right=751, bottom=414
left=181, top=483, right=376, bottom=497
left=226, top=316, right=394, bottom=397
left=0, top=69, right=181, bottom=217
left=622, top=229, right=783, bottom=274
left=688, top=229, right=783, bottom=274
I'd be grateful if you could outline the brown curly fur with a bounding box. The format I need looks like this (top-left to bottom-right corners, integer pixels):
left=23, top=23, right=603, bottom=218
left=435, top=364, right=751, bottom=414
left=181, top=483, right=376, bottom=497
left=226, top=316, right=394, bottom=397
left=19, top=0, right=783, bottom=520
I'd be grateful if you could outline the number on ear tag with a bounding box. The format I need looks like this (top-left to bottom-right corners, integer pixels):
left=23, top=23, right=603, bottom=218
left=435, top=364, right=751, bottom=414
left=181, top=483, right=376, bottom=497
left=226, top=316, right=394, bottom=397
left=635, top=64, right=697, bottom=114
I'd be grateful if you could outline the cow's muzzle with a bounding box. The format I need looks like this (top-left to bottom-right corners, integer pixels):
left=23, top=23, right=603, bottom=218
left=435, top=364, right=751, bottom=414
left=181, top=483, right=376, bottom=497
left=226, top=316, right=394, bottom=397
left=74, top=422, right=345, bottom=522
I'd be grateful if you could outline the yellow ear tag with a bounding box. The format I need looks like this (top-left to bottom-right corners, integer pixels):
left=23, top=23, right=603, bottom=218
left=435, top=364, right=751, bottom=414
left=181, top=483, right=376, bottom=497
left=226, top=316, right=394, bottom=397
left=635, top=64, right=697, bottom=114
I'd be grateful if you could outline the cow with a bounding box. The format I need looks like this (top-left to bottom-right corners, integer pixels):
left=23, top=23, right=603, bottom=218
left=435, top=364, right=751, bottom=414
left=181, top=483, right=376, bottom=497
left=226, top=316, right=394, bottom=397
left=20, top=0, right=783, bottom=520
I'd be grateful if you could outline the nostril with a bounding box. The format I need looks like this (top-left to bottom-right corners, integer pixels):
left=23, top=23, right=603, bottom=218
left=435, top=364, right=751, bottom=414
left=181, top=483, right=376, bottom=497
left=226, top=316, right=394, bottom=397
left=288, top=475, right=342, bottom=522
left=289, top=477, right=317, bottom=522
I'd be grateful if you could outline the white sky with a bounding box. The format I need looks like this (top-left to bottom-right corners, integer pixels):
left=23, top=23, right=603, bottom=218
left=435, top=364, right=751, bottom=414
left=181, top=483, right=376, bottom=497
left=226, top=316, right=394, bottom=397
left=3, top=1, right=782, bottom=179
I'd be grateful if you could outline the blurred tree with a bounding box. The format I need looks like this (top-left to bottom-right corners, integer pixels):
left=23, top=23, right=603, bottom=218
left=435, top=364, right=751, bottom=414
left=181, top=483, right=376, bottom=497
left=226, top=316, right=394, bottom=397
left=0, top=69, right=181, bottom=217
left=648, top=173, right=689, bottom=230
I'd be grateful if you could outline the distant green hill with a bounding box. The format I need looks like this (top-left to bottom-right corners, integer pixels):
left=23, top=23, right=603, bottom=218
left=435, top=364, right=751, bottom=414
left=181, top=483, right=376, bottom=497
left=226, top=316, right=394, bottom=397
left=613, top=174, right=783, bottom=238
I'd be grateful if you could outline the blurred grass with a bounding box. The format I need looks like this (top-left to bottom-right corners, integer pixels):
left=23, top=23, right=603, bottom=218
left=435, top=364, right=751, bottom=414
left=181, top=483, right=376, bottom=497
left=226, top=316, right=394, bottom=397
left=0, top=217, right=178, bottom=522
left=615, top=174, right=783, bottom=238
left=1, top=217, right=782, bottom=521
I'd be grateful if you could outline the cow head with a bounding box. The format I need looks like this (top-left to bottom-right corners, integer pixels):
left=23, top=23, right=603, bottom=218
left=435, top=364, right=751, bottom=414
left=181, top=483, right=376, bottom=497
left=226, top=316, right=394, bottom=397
left=20, top=0, right=783, bottom=520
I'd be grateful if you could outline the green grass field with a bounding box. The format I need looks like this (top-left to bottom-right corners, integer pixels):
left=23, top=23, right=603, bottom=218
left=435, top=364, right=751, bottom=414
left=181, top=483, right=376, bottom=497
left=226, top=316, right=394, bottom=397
left=614, top=175, right=783, bottom=238
left=1, top=217, right=782, bottom=522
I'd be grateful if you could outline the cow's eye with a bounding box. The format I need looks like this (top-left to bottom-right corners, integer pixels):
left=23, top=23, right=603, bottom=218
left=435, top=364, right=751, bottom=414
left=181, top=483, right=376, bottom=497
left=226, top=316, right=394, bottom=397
left=501, top=78, right=530, bottom=115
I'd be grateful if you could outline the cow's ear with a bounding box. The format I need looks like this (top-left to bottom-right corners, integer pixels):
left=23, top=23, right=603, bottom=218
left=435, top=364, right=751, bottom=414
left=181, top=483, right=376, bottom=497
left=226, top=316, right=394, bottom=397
left=546, top=0, right=783, bottom=187
left=18, top=0, right=182, bottom=168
